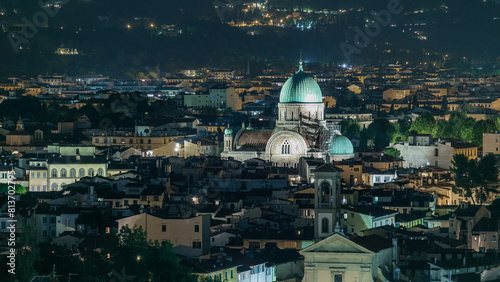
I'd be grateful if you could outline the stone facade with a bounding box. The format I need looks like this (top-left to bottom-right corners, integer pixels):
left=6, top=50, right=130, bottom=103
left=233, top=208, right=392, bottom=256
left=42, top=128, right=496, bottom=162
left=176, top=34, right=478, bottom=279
left=222, top=64, right=353, bottom=167
left=301, top=233, right=394, bottom=282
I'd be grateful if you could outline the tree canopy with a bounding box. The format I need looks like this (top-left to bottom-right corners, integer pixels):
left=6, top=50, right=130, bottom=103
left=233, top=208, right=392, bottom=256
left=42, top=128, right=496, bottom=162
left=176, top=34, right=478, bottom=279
left=101, top=225, right=197, bottom=282
left=408, top=107, right=499, bottom=145
left=409, top=112, right=435, bottom=135
left=451, top=154, right=498, bottom=204
left=366, top=118, right=398, bottom=148
left=339, top=118, right=361, bottom=139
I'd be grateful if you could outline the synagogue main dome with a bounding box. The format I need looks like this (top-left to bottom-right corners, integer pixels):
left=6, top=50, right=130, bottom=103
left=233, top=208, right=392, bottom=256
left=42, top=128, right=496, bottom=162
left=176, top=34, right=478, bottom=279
left=279, top=63, right=323, bottom=103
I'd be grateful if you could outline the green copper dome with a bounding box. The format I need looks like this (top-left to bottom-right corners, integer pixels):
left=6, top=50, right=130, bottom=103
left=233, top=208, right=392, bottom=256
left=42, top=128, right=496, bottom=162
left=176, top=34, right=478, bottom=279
left=279, top=63, right=322, bottom=103
left=224, top=126, right=233, bottom=135
left=329, top=134, right=354, bottom=155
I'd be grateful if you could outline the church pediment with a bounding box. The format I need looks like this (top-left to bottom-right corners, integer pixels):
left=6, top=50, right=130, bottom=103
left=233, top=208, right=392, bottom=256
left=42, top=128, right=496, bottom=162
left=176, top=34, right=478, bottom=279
left=301, top=233, right=373, bottom=254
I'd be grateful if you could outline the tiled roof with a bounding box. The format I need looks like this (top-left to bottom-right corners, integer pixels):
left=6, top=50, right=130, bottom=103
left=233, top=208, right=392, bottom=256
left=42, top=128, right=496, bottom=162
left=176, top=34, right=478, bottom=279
left=237, top=130, right=272, bottom=147
left=313, top=163, right=343, bottom=173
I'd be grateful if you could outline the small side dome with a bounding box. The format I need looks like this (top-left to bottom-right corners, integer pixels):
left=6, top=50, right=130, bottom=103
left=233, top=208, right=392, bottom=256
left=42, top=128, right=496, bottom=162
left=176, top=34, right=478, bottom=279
left=329, top=132, right=354, bottom=155
left=224, top=126, right=233, bottom=135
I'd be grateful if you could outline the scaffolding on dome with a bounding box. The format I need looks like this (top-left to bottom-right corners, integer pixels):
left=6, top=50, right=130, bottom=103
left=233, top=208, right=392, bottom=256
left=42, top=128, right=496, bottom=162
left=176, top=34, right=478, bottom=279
left=320, top=121, right=341, bottom=153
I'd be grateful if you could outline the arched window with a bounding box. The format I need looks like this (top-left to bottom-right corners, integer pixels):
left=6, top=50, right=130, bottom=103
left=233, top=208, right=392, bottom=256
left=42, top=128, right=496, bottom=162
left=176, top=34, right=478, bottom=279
left=321, top=182, right=331, bottom=204
left=321, top=218, right=329, bottom=234
left=60, top=169, right=67, bottom=178
left=434, top=148, right=439, bottom=157
left=61, top=183, right=66, bottom=189
left=76, top=148, right=80, bottom=155
left=51, top=183, right=58, bottom=191
left=97, top=168, right=104, bottom=176
left=51, top=169, right=57, bottom=178
left=70, top=169, right=76, bottom=178
left=281, top=140, right=291, bottom=154
left=88, top=168, right=94, bottom=177
left=79, top=169, right=85, bottom=178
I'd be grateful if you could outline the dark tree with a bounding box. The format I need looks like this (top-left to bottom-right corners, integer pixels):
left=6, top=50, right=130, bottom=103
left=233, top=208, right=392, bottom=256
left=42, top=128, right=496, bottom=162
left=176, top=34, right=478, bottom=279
left=367, top=118, right=398, bottom=148
left=451, top=154, right=499, bottom=204
left=339, top=118, right=361, bottom=139
left=451, top=154, right=476, bottom=204
left=441, top=97, right=448, bottom=112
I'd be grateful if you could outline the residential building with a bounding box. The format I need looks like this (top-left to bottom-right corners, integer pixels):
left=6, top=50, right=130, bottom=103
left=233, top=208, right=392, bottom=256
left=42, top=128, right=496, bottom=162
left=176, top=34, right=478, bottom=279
left=449, top=202, right=490, bottom=247
left=393, top=135, right=478, bottom=169
left=383, top=88, right=410, bottom=101
left=471, top=217, right=499, bottom=253
left=341, top=206, right=398, bottom=235
left=482, top=132, right=500, bottom=155
left=116, top=213, right=210, bottom=257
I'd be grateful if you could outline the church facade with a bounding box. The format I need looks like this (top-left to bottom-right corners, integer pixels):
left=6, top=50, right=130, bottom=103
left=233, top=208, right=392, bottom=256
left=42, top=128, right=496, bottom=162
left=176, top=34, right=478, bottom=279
left=221, top=62, right=354, bottom=166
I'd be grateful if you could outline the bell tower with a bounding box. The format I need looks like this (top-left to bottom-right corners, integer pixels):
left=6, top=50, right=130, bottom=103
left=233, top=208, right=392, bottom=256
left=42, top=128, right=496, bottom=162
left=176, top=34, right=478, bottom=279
left=16, top=117, right=24, bottom=131
left=313, top=162, right=343, bottom=239
left=223, top=125, right=233, bottom=152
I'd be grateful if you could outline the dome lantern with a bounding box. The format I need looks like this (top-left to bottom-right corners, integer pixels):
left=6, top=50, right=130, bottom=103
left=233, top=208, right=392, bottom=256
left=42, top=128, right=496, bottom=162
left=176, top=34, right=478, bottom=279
left=224, top=124, right=233, bottom=135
